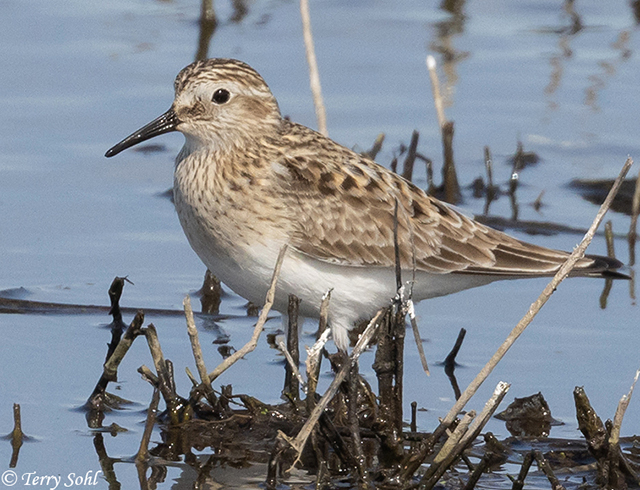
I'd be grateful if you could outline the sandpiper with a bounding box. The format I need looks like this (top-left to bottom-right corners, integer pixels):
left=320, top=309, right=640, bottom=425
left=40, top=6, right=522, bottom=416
left=106, top=58, right=624, bottom=350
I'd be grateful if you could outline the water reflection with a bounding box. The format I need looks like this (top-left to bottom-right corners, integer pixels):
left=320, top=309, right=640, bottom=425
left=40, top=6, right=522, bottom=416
left=542, top=0, right=582, bottom=112
left=585, top=30, right=633, bottom=111
left=430, top=0, right=469, bottom=110
left=542, top=0, right=637, bottom=112
left=195, top=0, right=251, bottom=61
left=195, top=0, right=218, bottom=61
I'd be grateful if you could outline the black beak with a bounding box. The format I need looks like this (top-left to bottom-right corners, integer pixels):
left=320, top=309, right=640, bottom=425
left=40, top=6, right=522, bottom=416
left=105, top=108, right=180, bottom=158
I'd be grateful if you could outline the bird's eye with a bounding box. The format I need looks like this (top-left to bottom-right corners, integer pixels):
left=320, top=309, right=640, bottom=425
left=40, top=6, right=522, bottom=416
left=212, top=88, right=231, bottom=104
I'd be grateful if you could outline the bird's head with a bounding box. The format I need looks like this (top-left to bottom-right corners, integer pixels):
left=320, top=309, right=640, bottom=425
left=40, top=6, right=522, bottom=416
left=105, top=58, right=282, bottom=158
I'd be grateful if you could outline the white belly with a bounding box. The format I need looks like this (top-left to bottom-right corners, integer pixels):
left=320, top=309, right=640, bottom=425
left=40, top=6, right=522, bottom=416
left=178, top=204, right=499, bottom=349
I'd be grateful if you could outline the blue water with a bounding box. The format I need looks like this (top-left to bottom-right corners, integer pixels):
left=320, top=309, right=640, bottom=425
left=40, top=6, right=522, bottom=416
left=1, top=1, right=638, bottom=488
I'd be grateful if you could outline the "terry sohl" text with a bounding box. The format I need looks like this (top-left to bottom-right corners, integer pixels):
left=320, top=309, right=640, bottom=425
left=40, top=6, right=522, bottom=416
left=1, top=470, right=102, bottom=489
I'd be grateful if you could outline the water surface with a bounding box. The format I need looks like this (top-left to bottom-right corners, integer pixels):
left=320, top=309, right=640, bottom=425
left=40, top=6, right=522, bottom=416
left=1, top=1, right=638, bottom=488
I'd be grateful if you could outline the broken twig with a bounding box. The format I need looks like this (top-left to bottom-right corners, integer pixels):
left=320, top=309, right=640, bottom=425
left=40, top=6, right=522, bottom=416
left=281, top=308, right=386, bottom=463
left=208, top=245, right=288, bottom=382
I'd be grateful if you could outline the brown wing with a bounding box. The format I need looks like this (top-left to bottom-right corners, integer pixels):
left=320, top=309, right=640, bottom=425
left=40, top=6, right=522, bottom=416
left=270, top=122, right=615, bottom=277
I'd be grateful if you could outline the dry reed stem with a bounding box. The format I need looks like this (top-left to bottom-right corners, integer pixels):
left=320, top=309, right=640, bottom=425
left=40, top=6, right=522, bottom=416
left=135, top=388, right=160, bottom=463
left=512, top=451, right=535, bottom=490
left=402, top=130, right=420, bottom=182
left=308, top=288, right=331, bottom=385
left=408, top=299, right=429, bottom=375
left=300, top=0, right=327, bottom=136
left=185, top=366, right=197, bottom=386
left=305, top=314, right=331, bottom=411
left=306, top=325, right=331, bottom=381
left=419, top=411, right=475, bottom=488
left=450, top=381, right=510, bottom=454
left=11, top=403, right=22, bottom=445
left=277, top=339, right=306, bottom=390
left=484, top=146, right=494, bottom=189
left=433, top=411, right=475, bottom=465
left=138, top=365, right=158, bottom=386
left=610, top=369, right=640, bottom=446
left=144, top=325, right=175, bottom=403
left=285, top=294, right=301, bottom=399
left=207, top=245, right=288, bottom=382
left=426, top=56, right=446, bottom=129
left=422, top=382, right=509, bottom=490
left=427, top=56, right=460, bottom=202
left=102, top=311, right=144, bottom=382
left=184, top=296, right=212, bottom=389
left=629, top=167, right=640, bottom=265
left=605, top=220, right=615, bottom=256
left=349, top=362, right=373, bottom=489
left=184, top=295, right=217, bottom=406
left=9, top=404, right=22, bottom=468
left=282, top=308, right=386, bottom=463
left=317, top=288, right=332, bottom=336
left=534, top=451, right=566, bottom=490
left=440, top=156, right=633, bottom=429
left=364, top=133, right=385, bottom=159
left=10, top=403, right=23, bottom=464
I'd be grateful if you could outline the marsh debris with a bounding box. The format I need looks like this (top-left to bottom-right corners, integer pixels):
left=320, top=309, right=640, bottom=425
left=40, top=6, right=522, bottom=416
left=73, top=270, right=639, bottom=489
left=569, top=178, right=639, bottom=216
left=495, top=392, right=563, bottom=437
left=197, top=269, right=223, bottom=315
left=508, top=140, right=541, bottom=172
left=574, top=385, right=640, bottom=488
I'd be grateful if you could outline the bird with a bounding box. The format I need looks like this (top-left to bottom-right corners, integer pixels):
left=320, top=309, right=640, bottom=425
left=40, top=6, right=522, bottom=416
left=105, top=58, right=625, bottom=351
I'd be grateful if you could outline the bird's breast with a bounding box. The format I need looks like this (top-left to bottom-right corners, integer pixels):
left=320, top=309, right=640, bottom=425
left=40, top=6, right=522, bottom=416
left=172, top=149, right=292, bottom=296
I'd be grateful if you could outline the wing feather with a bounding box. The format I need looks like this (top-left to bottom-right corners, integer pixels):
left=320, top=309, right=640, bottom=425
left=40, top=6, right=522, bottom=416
left=268, top=122, right=610, bottom=277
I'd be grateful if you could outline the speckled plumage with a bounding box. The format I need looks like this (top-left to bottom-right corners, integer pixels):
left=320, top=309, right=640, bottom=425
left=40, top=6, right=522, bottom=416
left=106, top=58, right=624, bottom=350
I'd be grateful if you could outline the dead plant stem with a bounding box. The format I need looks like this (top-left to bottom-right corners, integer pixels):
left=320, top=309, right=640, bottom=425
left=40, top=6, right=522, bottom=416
left=184, top=296, right=211, bottom=388
left=409, top=299, right=429, bottom=375
left=421, top=382, right=509, bottom=490
left=610, top=369, right=640, bottom=446
left=629, top=167, right=640, bottom=265
left=282, top=308, right=386, bottom=461
left=300, top=0, right=327, bottom=136
left=278, top=339, right=306, bottom=391
left=135, top=388, right=160, bottom=463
